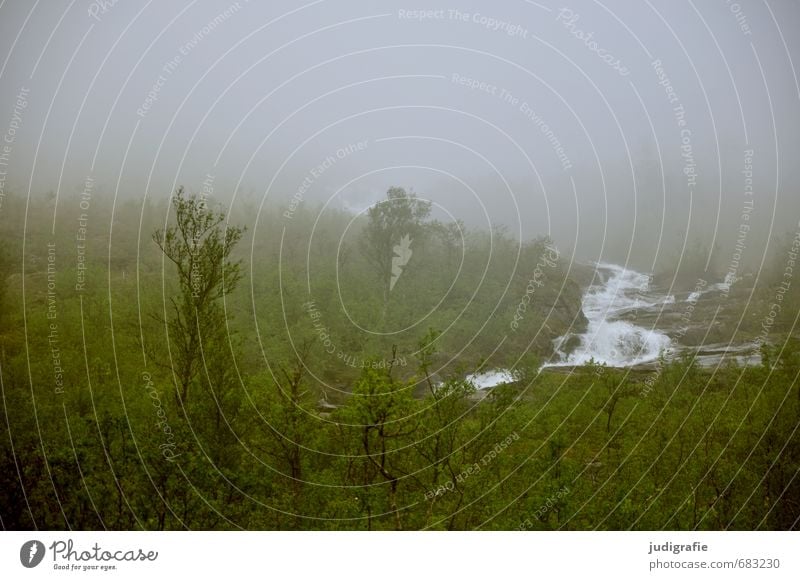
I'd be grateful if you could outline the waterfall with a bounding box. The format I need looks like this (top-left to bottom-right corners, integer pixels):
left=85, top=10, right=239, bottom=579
left=546, top=263, right=672, bottom=367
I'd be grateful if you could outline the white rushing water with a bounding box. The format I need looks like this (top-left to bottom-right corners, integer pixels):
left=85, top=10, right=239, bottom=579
left=466, top=369, right=515, bottom=390
left=686, top=281, right=731, bottom=302
left=464, top=263, right=755, bottom=385
left=547, top=263, right=672, bottom=367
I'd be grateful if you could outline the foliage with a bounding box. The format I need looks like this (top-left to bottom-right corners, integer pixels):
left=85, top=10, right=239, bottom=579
left=0, top=189, right=798, bottom=530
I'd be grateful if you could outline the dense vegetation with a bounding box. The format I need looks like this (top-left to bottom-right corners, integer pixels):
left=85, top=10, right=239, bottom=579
left=0, top=187, right=798, bottom=530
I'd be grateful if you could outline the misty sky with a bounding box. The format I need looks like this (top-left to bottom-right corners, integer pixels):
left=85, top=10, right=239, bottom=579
left=1, top=0, right=799, bottom=267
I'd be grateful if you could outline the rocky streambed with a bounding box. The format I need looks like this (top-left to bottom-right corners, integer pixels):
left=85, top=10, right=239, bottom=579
left=543, top=262, right=764, bottom=372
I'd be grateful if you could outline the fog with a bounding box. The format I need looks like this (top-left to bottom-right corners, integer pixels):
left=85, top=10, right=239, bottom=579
left=1, top=0, right=799, bottom=269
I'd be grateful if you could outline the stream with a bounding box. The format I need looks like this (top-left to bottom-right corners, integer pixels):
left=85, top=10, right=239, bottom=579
left=471, top=262, right=762, bottom=389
